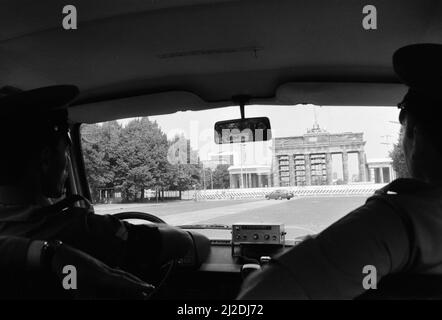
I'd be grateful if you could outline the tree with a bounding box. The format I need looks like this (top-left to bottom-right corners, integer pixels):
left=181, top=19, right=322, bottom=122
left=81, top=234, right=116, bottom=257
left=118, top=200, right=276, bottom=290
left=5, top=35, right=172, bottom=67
left=168, top=163, right=200, bottom=190
left=81, top=122, right=121, bottom=202
left=167, top=134, right=202, bottom=191
left=201, top=167, right=213, bottom=190
left=389, top=127, right=410, bottom=178
left=81, top=118, right=204, bottom=202
left=117, top=118, right=170, bottom=201
left=212, top=164, right=230, bottom=189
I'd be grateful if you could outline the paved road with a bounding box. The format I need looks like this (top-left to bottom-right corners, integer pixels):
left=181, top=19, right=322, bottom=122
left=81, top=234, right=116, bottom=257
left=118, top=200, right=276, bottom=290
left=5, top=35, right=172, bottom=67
left=95, top=196, right=367, bottom=239
left=94, top=199, right=254, bottom=216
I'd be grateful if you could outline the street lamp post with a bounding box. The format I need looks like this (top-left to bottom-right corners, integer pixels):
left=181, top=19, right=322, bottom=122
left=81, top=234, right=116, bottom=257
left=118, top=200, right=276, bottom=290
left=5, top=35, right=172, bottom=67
left=239, top=142, right=244, bottom=188
left=202, top=162, right=206, bottom=190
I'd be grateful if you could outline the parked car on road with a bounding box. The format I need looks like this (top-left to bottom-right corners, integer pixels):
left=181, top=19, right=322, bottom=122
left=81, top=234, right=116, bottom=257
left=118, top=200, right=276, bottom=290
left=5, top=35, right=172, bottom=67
left=265, top=190, right=294, bottom=200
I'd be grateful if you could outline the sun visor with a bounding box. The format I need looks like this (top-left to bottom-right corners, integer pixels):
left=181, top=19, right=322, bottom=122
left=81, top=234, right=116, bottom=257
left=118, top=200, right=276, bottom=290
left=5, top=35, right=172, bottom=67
left=69, top=91, right=213, bottom=123
left=276, top=82, right=408, bottom=106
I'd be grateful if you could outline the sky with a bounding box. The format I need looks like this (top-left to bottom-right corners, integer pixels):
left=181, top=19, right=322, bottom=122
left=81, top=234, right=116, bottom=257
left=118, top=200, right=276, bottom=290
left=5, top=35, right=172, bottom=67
left=117, top=104, right=401, bottom=178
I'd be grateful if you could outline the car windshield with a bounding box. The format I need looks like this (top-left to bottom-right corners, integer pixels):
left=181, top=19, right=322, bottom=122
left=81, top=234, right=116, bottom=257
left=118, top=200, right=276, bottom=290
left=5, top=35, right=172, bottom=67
left=80, top=104, right=402, bottom=240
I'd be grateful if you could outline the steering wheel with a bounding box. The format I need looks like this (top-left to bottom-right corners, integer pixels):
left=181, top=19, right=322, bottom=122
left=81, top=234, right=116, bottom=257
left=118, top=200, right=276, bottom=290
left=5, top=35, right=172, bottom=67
left=113, top=211, right=174, bottom=298
left=114, top=211, right=167, bottom=224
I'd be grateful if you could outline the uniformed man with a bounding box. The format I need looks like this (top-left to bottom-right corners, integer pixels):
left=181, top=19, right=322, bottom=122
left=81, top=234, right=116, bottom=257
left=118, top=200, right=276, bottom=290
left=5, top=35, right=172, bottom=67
left=0, top=85, right=195, bottom=298
left=238, top=43, right=442, bottom=299
left=0, top=236, right=154, bottom=299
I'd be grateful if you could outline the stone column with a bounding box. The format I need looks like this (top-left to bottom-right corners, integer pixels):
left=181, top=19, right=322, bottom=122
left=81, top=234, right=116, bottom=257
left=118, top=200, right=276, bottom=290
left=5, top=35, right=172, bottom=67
left=305, top=154, right=312, bottom=185
left=342, top=151, right=349, bottom=184
left=267, top=173, right=272, bottom=187
left=230, top=174, right=236, bottom=188
left=358, top=151, right=367, bottom=182
left=326, top=153, right=333, bottom=185
left=289, top=155, right=295, bottom=186
left=258, top=174, right=263, bottom=188
left=369, top=168, right=375, bottom=183
left=272, top=155, right=280, bottom=187
left=390, top=165, right=396, bottom=181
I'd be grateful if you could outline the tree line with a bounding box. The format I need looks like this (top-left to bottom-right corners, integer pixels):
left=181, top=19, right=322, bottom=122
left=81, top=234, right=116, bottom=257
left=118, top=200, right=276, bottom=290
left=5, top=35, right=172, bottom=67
left=389, top=126, right=409, bottom=178
left=81, top=117, right=230, bottom=203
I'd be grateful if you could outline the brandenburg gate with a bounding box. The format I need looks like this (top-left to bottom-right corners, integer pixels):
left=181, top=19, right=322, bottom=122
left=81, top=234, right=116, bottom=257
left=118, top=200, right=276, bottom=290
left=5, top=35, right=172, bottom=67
left=272, top=123, right=367, bottom=187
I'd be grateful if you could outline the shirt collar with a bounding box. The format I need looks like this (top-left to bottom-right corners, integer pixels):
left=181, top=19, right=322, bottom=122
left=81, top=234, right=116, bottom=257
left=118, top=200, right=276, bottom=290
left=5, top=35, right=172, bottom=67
left=377, top=178, right=442, bottom=196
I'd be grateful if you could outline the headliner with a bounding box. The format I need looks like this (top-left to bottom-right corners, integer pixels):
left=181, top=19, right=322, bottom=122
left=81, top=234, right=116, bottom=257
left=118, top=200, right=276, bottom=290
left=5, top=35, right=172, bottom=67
left=1, top=0, right=441, bottom=122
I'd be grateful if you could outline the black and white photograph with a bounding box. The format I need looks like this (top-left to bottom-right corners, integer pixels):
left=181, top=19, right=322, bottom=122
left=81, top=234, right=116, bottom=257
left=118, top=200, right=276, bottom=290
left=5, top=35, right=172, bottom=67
left=1, top=0, right=442, bottom=307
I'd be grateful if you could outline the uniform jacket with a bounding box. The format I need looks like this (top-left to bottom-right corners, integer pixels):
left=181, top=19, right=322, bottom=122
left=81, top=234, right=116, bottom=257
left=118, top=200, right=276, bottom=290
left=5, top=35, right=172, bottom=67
left=238, top=178, right=442, bottom=299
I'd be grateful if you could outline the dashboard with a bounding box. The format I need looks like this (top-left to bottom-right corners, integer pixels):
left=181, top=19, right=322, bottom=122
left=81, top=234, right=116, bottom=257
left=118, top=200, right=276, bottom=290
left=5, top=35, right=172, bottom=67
left=162, top=242, right=297, bottom=300
left=161, top=224, right=300, bottom=300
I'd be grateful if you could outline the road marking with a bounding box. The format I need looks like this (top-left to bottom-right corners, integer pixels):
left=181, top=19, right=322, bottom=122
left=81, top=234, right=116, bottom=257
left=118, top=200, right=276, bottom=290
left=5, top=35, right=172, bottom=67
left=161, top=200, right=288, bottom=225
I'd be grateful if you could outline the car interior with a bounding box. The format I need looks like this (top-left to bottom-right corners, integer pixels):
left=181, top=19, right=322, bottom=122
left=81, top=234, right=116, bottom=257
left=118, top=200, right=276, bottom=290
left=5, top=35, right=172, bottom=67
left=2, top=0, right=442, bottom=300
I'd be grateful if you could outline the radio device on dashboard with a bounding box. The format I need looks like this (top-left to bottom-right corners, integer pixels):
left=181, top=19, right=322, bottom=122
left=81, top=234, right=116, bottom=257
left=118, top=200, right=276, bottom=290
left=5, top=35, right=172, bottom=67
left=231, top=223, right=286, bottom=257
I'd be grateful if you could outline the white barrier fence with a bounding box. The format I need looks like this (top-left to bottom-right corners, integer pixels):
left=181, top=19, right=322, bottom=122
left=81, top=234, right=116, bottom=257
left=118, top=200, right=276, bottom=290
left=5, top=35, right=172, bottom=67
left=181, top=183, right=387, bottom=201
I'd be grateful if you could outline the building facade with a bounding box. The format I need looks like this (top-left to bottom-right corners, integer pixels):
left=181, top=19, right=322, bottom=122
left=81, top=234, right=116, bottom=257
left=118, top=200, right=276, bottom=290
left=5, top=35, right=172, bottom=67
left=228, top=165, right=272, bottom=188
left=367, top=158, right=396, bottom=183
left=167, top=136, right=199, bottom=165
left=272, top=124, right=367, bottom=187
left=202, top=152, right=234, bottom=170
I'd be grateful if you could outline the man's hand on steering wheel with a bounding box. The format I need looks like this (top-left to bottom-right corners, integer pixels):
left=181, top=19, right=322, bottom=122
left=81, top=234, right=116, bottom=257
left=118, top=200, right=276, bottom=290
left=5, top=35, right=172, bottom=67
left=157, top=224, right=194, bottom=264
left=113, top=211, right=194, bottom=265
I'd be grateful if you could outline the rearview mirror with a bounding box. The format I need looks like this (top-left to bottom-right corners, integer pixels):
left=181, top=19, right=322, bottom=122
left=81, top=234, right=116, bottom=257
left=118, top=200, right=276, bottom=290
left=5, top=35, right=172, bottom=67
left=214, top=117, right=272, bottom=144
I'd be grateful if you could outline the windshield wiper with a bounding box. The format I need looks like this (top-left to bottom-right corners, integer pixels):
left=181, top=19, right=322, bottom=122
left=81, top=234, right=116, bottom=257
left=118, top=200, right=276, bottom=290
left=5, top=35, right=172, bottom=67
left=177, top=224, right=232, bottom=230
